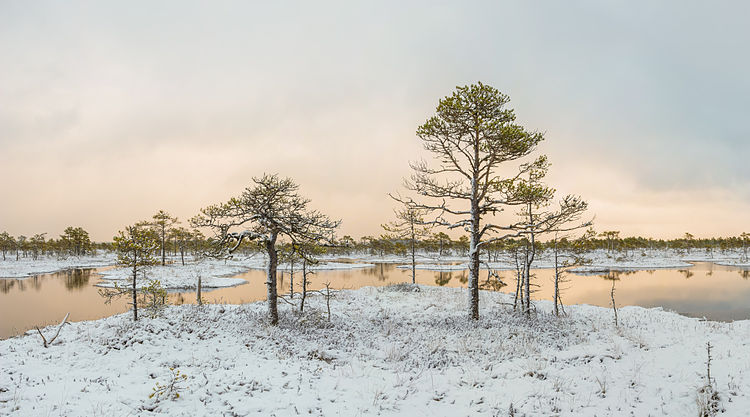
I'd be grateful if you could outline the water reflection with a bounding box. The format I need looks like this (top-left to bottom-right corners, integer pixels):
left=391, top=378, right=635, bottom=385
left=64, top=269, right=91, bottom=290
left=4, top=261, right=750, bottom=339
left=595, top=270, right=634, bottom=281
left=679, top=269, right=694, bottom=279
left=362, top=263, right=392, bottom=281
left=434, top=271, right=452, bottom=286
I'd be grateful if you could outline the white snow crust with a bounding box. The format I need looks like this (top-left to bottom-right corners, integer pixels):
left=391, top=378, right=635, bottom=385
left=2, top=285, right=748, bottom=416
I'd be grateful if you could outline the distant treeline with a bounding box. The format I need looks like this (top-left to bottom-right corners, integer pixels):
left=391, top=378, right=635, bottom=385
left=3, top=226, right=748, bottom=262
left=228, top=230, right=750, bottom=261
left=0, top=227, right=102, bottom=260
left=316, top=231, right=750, bottom=258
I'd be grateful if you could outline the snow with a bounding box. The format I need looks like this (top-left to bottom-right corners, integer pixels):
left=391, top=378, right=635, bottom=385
left=711, top=261, right=750, bottom=268
left=0, top=253, right=116, bottom=278
left=2, top=285, right=748, bottom=416
left=386, top=250, right=698, bottom=272
left=95, top=259, right=251, bottom=289
left=276, top=261, right=375, bottom=271
left=396, top=263, right=468, bottom=271
left=95, top=257, right=376, bottom=290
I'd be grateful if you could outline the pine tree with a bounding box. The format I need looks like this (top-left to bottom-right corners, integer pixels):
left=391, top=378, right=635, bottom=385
left=383, top=206, right=431, bottom=284
left=112, top=222, right=159, bottom=321
left=395, top=82, right=544, bottom=320
left=191, top=174, right=339, bottom=325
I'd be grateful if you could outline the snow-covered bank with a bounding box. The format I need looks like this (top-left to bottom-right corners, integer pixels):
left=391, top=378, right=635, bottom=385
left=275, top=261, right=375, bottom=271
left=0, top=254, right=116, bottom=278
left=397, top=263, right=468, bottom=271
left=2, top=286, right=748, bottom=416
left=95, top=259, right=251, bottom=289
left=388, top=249, right=748, bottom=273
left=339, top=253, right=468, bottom=264
left=96, top=257, right=377, bottom=290
left=712, top=261, right=750, bottom=268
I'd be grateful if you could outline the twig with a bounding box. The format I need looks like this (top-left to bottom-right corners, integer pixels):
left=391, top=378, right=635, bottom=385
left=35, top=312, right=70, bottom=348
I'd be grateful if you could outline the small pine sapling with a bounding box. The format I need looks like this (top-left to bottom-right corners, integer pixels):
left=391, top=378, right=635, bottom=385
left=150, top=368, right=188, bottom=401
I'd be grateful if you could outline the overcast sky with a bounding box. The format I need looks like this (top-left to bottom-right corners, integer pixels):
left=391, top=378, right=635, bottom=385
left=1, top=1, right=749, bottom=241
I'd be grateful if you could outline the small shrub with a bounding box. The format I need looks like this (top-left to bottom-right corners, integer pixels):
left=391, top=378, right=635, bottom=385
left=150, top=367, right=187, bottom=401
left=141, top=279, right=168, bottom=318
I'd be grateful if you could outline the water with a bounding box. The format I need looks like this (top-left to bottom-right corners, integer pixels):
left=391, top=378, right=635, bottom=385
left=1, top=261, right=749, bottom=339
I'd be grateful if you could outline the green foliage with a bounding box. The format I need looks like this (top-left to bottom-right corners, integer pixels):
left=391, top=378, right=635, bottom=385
left=141, top=279, right=168, bottom=318
left=60, top=226, right=92, bottom=256
left=113, top=223, right=160, bottom=272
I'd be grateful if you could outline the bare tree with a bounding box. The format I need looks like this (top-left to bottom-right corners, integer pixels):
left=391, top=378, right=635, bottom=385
left=510, top=156, right=590, bottom=315
left=395, top=82, right=544, bottom=320
left=191, top=174, right=339, bottom=325
left=382, top=206, right=431, bottom=284
left=551, top=229, right=593, bottom=317
left=297, top=242, right=325, bottom=312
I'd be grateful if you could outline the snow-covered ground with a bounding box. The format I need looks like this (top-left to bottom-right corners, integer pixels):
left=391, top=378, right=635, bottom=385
left=1, top=285, right=747, bottom=416
left=276, top=261, right=376, bottom=271
left=397, top=263, right=468, bottom=271
left=96, top=257, right=376, bottom=290
left=95, top=258, right=252, bottom=289
left=339, top=253, right=467, bottom=264
left=374, top=249, right=748, bottom=273
left=0, top=253, right=116, bottom=278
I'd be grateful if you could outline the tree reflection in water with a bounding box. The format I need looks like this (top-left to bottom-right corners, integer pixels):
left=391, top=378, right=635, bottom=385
left=363, top=263, right=392, bottom=281
left=678, top=269, right=695, bottom=279
left=64, top=269, right=91, bottom=290
left=0, top=280, right=15, bottom=294
left=434, top=271, right=451, bottom=286
left=596, top=270, right=636, bottom=281
left=479, top=271, right=506, bottom=291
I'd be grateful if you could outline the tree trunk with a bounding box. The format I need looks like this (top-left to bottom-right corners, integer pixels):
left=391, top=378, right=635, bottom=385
left=289, top=259, right=294, bottom=299
left=524, top=205, right=537, bottom=316
left=132, top=253, right=138, bottom=321
left=161, top=227, right=166, bottom=266
left=554, top=238, right=559, bottom=317
left=611, top=279, right=618, bottom=327
left=181, top=248, right=185, bottom=266
left=524, top=245, right=531, bottom=315
left=266, top=234, right=279, bottom=325
left=468, top=178, right=480, bottom=320
left=197, top=274, right=202, bottom=305
left=513, top=250, right=521, bottom=310
left=300, top=259, right=307, bottom=312
left=410, top=224, right=416, bottom=284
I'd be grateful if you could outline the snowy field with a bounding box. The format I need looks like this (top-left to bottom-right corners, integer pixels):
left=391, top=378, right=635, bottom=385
left=2, top=249, right=745, bottom=282
left=0, top=254, right=375, bottom=290
left=96, top=258, right=377, bottom=290
left=378, top=249, right=748, bottom=272
left=95, top=259, right=251, bottom=289
left=0, top=253, right=117, bottom=278
left=1, top=285, right=748, bottom=416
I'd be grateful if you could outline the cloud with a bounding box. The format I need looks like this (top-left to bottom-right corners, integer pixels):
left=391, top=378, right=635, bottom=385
left=1, top=0, right=749, bottom=240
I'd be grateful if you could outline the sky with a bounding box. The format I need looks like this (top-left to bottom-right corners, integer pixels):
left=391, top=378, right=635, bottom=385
left=1, top=1, right=749, bottom=242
